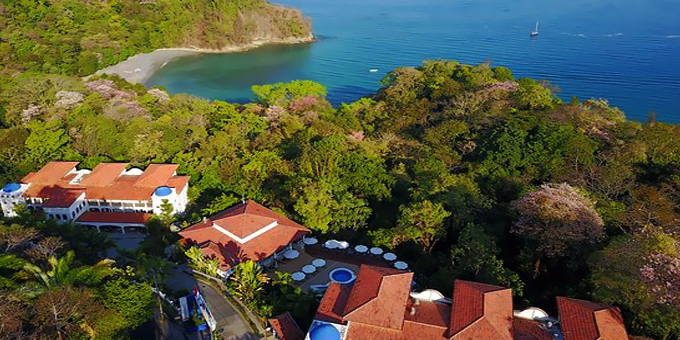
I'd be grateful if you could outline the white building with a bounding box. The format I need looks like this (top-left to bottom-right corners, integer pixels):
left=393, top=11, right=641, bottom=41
left=0, top=162, right=189, bottom=233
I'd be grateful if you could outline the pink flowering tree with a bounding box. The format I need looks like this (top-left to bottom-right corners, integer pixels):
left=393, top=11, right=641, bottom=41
left=639, top=252, right=680, bottom=305
left=512, top=183, right=604, bottom=275
left=591, top=234, right=680, bottom=339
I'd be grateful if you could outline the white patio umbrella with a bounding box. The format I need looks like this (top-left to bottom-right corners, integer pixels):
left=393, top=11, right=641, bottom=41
left=324, top=240, right=339, bottom=249
left=394, top=261, right=408, bottom=270
left=370, top=247, right=383, bottom=255
left=303, top=237, right=318, bottom=245
left=302, top=265, right=316, bottom=274
left=337, top=241, right=350, bottom=249
left=383, top=253, right=397, bottom=261
left=354, top=245, right=368, bottom=253
left=292, top=272, right=306, bottom=281
left=283, top=249, right=300, bottom=259
left=312, top=258, right=326, bottom=267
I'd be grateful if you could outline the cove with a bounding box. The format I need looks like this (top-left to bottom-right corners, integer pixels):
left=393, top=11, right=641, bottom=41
left=145, top=0, right=680, bottom=123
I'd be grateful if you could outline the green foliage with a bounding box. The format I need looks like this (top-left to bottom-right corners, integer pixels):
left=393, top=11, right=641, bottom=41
left=0, top=0, right=312, bottom=76
left=23, top=250, right=115, bottom=289
left=393, top=200, right=451, bottom=254
left=0, top=55, right=677, bottom=339
left=252, top=80, right=327, bottom=106
left=591, top=235, right=680, bottom=339
left=228, top=260, right=270, bottom=310
left=451, top=224, right=524, bottom=296
left=100, top=272, right=155, bottom=331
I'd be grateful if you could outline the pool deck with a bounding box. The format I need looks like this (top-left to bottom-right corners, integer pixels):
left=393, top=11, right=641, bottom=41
left=271, top=251, right=359, bottom=292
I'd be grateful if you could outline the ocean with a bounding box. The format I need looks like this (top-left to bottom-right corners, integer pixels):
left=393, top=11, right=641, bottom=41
left=145, top=0, right=680, bottom=123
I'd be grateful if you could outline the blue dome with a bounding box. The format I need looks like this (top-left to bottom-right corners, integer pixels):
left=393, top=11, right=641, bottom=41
left=2, top=183, right=21, bottom=193
left=310, top=324, right=340, bottom=340
left=154, top=186, right=173, bottom=197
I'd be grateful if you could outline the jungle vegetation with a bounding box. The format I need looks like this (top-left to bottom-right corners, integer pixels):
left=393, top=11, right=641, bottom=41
left=1, top=1, right=679, bottom=339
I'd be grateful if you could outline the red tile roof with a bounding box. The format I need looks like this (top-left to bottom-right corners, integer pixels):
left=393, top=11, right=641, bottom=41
left=79, top=163, right=128, bottom=186
left=557, top=297, right=628, bottom=340
left=449, top=280, right=513, bottom=339
left=76, top=211, right=152, bottom=224
left=21, top=161, right=78, bottom=185
left=315, top=282, right=350, bottom=324
left=134, top=164, right=178, bottom=187
left=268, top=312, right=304, bottom=340
left=178, top=200, right=309, bottom=269
left=19, top=162, right=187, bottom=205
left=343, top=266, right=413, bottom=330
left=404, top=300, right=450, bottom=328
left=513, top=318, right=553, bottom=340
left=310, top=266, right=629, bottom=340
left=41, top=188, right=85, bottom=208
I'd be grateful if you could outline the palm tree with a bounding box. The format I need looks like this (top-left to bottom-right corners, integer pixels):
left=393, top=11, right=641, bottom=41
left=0, top=254, right=25, bottom=290
left=37, top=221, right=114, bottom=261
left=184, top=246, right=206, bottom=269
left=229, top=260, right=270, bottom=305
left=118, top=248, right=173, bottom=283
left=203, top=257, right=222, bottom=277
left=22, top=250, right=115, bottom=291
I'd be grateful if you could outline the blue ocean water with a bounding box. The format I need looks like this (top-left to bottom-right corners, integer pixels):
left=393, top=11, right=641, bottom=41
left=145, top=0, right=680, bottom=123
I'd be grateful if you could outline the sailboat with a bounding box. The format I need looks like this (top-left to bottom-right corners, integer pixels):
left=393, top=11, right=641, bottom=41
left=530, top=21, right=539, bottom=37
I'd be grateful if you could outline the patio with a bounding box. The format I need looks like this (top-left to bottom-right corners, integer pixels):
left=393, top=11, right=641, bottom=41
left=268, top=242, right=401, bottom=292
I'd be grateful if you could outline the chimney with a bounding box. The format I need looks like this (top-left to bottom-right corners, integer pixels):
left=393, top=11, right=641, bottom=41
left=410, top=307, right=416, bottom=316
left=202, top=216, right=208, bottom=223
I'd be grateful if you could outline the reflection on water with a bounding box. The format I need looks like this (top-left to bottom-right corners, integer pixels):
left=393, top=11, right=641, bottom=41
left=146, top=0, right=680, bottom=122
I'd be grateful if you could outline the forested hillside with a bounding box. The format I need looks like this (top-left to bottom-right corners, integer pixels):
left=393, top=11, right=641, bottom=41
left=0, top=61, right=679, bottom=338
left=0, top=0, right=312, bottom=76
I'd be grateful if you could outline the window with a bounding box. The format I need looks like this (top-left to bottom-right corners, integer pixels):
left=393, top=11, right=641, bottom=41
left=62, top=214, right=67, bottom=220
left=56, top=215, right=61, bottom=220
left=71, top=212, right=75, bottom=218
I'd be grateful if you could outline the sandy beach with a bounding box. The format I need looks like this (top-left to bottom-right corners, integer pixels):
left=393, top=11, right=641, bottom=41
left=93, top=35, right=315, bottom=84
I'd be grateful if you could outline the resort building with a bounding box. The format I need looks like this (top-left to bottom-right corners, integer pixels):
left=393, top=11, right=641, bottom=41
left=179, top=200, right=310, bottom=277
left=0, top=161, right=189, bottom=232
left=294, top=264, right=629, bottom=340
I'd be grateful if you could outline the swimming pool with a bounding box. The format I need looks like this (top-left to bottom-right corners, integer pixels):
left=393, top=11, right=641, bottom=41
left=329, top=268, right=356, bottom=284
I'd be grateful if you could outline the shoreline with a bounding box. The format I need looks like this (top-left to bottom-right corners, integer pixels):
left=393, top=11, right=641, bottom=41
left=91, top=34, right=315, bottom=84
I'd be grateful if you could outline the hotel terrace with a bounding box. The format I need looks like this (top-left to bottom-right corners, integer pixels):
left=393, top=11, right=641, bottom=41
left=0, top=161, right=189, bottom=232
left=269, top=264, right=630, bottom=340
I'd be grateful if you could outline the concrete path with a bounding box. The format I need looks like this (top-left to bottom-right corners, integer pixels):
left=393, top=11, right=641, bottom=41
left=198, top=282, right=259, bottom=340
left=165, top=265, right=258, bottom=340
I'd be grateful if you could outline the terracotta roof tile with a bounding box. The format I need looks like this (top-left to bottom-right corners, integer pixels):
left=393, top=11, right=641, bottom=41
left=209, top=200, right=307, bottom=238
left=345, top=322, right=403, bottom=340
left=21, top=161, right=78, bottom=185
left=513, top=318, right=553, bottom=340
left=76, top=211, right=151, bottom=224
left=404, top=300, right=450, bottom=328
left=167, top=176, right=189, bottom=193
left=41, top=188, right=85, bottom=208
left=268, top=312, right=304, bottom=340
left=557, top=297, right=628, bottom=340
left=315, top=282, right=350, bottom=324
left=449, top=280, right=513, bottom=339
left=20, top=162, right=187, bottom=203
left=401, top=320, right=449, bottom=340
left=134, top=164, right=178, bottom=187
left=84, top=175, right=156, bottom=201
left=79, top=163, right=128, bottom=186
left=343, top=266, right=413, bottom=330
left=178, top=201, right=310, bottom=269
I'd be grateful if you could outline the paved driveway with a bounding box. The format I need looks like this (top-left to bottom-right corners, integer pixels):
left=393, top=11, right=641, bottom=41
left=165, top=265, right=258, bottom=340
left=198, top=283, right=259, bottom=340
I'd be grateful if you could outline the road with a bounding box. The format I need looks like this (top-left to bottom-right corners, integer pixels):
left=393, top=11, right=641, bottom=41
left=198, top=282, right=259, bottom=340
left=165, top=265, right=259, bottom=340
